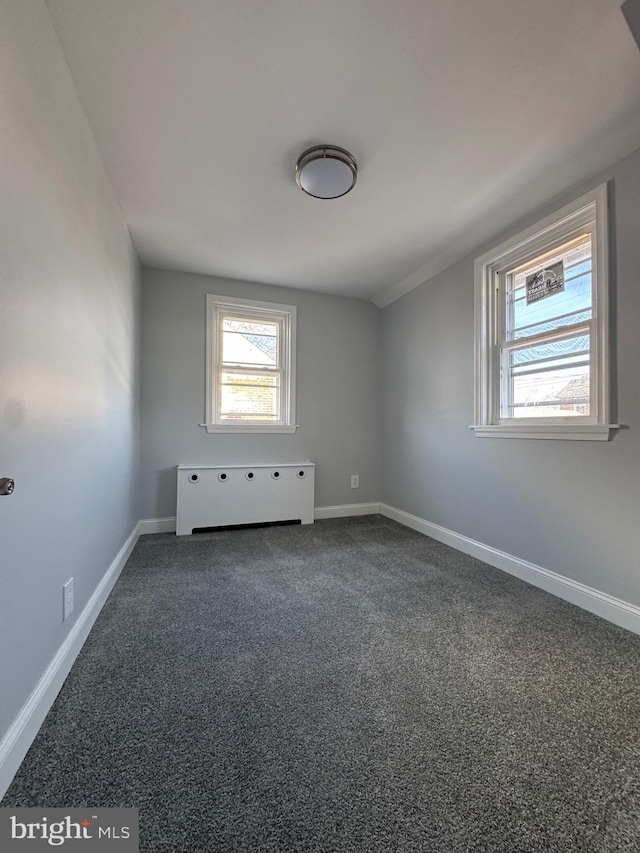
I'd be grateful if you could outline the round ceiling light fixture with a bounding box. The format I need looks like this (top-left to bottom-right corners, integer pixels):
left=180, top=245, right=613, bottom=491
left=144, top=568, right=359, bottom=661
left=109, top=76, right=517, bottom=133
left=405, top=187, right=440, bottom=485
left=295, top=145, right=357, bottom=199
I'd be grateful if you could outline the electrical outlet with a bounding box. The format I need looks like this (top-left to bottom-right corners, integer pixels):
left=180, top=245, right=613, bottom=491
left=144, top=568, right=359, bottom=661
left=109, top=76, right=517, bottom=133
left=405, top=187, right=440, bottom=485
left=63, top=578, right=74, bottom=622
left=350, top=474, right=359, bottom=489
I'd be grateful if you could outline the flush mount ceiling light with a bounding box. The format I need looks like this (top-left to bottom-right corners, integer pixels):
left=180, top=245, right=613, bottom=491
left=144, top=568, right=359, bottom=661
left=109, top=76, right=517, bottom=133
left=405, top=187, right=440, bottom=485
left=295, top=145, right=357, bottom=199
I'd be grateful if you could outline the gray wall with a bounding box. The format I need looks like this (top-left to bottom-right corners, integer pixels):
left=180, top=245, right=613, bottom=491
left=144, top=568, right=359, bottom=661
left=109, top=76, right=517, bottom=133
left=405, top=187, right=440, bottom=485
left=381, top=146, right=640, bottom=605
left=140, top=269, right=380, bottom=518
left=0, top=0, right=140, bottom=740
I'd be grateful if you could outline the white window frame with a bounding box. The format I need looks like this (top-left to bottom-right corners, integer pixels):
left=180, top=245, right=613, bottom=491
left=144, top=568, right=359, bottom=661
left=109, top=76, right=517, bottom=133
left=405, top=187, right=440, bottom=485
left=472, top=184, right=618, bottom=441
left=204, top=294, right=297, bottom=434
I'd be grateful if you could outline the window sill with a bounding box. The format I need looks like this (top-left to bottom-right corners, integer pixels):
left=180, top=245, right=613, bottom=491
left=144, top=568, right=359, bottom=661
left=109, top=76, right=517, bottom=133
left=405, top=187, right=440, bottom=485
left=470, top=424, right=621, bottom=441
left=200, top=423, right=299, bottom=434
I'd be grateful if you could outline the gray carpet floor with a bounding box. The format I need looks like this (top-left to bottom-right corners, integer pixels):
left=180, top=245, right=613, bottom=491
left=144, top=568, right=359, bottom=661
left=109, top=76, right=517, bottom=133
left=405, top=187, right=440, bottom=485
left=3, top=516, right=640, bottom=852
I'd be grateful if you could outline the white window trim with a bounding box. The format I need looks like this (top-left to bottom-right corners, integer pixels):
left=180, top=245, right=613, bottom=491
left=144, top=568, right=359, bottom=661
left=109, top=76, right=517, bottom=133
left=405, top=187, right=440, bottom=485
left=472, top=183, right=619, bottom=441
left=203, top=294, right=297, bottom=434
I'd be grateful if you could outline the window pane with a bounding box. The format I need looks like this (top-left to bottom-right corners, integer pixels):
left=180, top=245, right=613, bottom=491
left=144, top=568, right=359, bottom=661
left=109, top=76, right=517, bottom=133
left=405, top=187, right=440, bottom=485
left=223, top=319, right=278, bottom=335
left=221, top=318, right=278, bottom=367
left=508, top=363, right=590, bottom=418
left=507, top=239, right=592, bottom=341
left=512, top=308, right=591, bottom=340
left=510, top=334, right=590, bottom=369
left=220, top=372, right=280, bottom=420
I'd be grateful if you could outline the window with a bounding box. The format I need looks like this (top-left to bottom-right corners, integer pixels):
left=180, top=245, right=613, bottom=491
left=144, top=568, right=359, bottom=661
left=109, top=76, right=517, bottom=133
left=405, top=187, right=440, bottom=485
left=473, top=184, right=617, bottom=440
left=205, top=295, right=297, bottom=433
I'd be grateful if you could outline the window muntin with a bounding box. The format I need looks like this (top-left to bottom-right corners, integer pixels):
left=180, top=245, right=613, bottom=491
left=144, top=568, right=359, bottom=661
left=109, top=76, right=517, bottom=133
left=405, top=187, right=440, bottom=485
left=473, top=183, right=613, bottom=440
left=206, top=296, right=296, bottom=432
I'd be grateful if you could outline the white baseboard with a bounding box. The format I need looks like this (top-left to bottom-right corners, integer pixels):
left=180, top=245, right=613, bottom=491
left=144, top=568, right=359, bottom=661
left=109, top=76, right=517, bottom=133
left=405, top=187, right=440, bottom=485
left=380, top=503, right=640, bottom=636
left=139, top=516, right=176, bottom=534
left=314, top=502, right=381, bottom=520
left=140, top=504, right=381, bottom=532
left=0, top=523, right=140, bottom=801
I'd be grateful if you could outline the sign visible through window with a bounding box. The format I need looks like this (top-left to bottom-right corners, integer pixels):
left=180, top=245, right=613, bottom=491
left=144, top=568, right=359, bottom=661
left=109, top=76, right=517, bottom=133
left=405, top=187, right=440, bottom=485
left=525, top=260, right=565, bottom=304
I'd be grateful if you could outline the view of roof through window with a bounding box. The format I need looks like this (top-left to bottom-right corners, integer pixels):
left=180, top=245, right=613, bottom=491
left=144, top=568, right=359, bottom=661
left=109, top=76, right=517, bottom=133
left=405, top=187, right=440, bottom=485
left=222, top=318, right=278, bottom=365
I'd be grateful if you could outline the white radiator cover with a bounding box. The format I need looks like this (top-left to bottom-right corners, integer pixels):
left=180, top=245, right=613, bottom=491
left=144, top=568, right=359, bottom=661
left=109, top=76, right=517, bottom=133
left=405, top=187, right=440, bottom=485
left=176, top=463, right=315, bottom=536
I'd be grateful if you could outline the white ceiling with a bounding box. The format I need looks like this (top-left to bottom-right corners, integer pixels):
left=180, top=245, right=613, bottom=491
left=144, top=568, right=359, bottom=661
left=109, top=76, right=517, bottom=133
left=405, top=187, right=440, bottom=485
left=46, top=0, right=640, bottom=305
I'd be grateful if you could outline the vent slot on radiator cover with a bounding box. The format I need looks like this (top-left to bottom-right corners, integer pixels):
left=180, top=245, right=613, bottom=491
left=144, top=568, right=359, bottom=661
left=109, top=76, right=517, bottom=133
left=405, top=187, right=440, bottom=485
left=176, top=463, right=315, bottom=536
